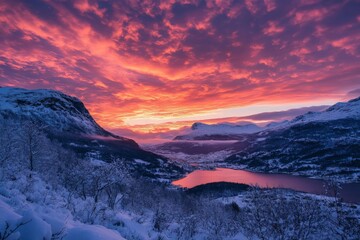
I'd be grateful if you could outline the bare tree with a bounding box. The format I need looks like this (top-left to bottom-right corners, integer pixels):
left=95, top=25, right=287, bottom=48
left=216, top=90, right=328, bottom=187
left=325, top=181, right=360, bottom=240
left=241, top=188, right=326, bottom=240
left=0, top=220, right=31, bottom=240
left=17, top=120, right=50, bottom=178
left=0, top=120, right=14, bottom=168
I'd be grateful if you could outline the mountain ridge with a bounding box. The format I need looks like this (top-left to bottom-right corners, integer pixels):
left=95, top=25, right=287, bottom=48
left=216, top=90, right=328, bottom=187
left=0, top=87, right=124, bottom=137
left=174, top=97, right=360, bottom=141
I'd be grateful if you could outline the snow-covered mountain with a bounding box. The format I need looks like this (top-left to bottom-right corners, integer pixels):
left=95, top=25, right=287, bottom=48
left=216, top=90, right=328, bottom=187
left=175, top=122, right=263, bottom=140
left=0, top=87, right=184, bottom=179
left=174, top=97, right=360, bottom=141
left=289, top=96, right=360, bottom=124
left=0, top=87, right=119, bottom=137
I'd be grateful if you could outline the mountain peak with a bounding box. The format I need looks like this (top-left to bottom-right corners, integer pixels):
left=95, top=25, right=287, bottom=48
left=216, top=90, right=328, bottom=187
left=191, top=122, right=207, bottom=130
left=289, top=96, right=360, bottom=124
left=0, top=87, right=113, bottom=137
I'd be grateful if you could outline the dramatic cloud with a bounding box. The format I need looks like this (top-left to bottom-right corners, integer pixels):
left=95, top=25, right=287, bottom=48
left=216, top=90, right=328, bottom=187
left=0, top=0, right=359, bottom=133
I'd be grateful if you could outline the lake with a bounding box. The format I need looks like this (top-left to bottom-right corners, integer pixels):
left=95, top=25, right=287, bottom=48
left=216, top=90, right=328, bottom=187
left=172, top=168, right=360, bottom=203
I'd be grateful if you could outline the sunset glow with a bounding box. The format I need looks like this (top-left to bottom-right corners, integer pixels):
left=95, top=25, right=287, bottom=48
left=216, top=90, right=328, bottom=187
left=0, top=0, right=359, bottom=134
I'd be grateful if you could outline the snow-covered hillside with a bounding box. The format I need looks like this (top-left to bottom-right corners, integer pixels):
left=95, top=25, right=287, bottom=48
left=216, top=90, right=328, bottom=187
left=289, top=96, right=360, bottom=124
left=0, top=87, right=114, bottom=137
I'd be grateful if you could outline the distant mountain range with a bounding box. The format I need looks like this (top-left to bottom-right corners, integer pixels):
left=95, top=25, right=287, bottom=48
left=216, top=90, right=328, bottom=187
left=174, top=97, right=360, bottom=141
left=0, top=87, right=184, bottom=179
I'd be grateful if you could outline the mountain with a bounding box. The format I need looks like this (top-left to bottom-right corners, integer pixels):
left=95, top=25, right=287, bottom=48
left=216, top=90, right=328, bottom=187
left=173, top=97, right=360, bottom=141
left=174, top=122, right=263, bottom=140
left=0, top=87, right=128, bottom=138
left=224, top=97, right=360, bottom=182
left=288, top=96, right=360, bottom=124
left=0, top=87, right=184, bottom=179
left=173, top=106, right=330, bottom=141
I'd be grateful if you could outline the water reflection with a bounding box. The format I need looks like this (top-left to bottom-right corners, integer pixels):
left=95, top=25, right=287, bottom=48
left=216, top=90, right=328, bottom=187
left=172, top=168, right=360, bottom=203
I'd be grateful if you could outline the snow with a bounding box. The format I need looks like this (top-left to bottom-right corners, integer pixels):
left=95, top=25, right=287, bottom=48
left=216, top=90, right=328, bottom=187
left=272, top=97, right=360, bottom=129
left=0, top=174, right=130, bottom=240
left=0, top=197, right=125, bottom=240
left=182, top=122, right=263, bottom=139
left=114, top=211, right=153, bottom=239
left=17, top=209, right=52, bottom=240
left=89, top=158, right=107, bottom=166
left=134, top=159, right=150, bottom=165
left=0, top=87, right=106, bottom=136
left=0, top=198, right=53, bottom=240
left=0, top=199, right=22, bottom=240
left=64, top=224, right=125, bottom=240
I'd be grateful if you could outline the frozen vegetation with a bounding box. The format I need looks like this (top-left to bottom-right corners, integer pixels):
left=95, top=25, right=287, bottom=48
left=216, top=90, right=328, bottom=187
left=0, top=119, right=360, bottom=239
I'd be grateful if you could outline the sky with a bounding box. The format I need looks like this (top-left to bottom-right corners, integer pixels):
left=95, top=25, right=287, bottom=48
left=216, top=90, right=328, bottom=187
left=0, top=0, right=359, bottom=135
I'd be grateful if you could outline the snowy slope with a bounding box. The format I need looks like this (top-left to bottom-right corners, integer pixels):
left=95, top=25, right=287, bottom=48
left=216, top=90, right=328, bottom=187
left=289, top=96, right=360, bottom=124
left=0, top=87, right=116, bottom=137
left=0, top=176, right=127, bottom=240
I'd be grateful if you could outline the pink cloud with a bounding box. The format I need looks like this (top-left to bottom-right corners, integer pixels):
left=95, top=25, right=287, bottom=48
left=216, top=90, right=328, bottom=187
left=244, top=0, right=259, bottom=14
left=259, top=58, right=277, bottom=67
left=263, top=21, right=284, bottom=35
left=264, top=0, right=276, bottom=12
left=292, top=8, right=329, bottom=24
left=331, top=36, right=360, bottom=55
left=290, top=48, right=311, bottom=57
left=74, top=0, right=105, bottom=18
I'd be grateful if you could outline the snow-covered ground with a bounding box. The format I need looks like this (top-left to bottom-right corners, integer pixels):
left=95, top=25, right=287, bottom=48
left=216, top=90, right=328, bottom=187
left=0, top=175, right=126, bottom=240
left=2, top=173, right=359, bottom=240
